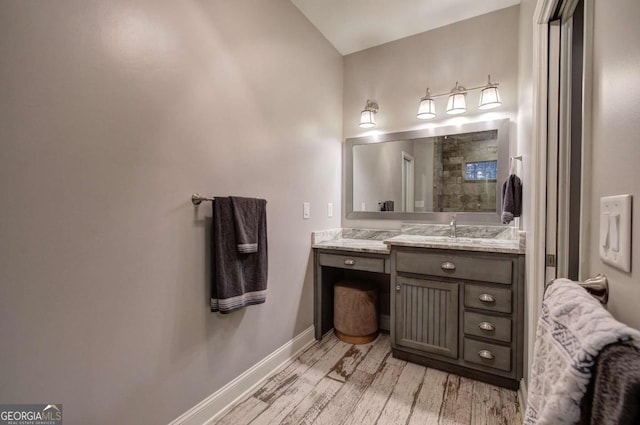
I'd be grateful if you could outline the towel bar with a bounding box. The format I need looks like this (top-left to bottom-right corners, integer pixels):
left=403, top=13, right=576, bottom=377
left=545, top=273, right=609, bottom=305
left=191, top=194, right=268, bottom=206
left=192, top=193, right=215, bottom=205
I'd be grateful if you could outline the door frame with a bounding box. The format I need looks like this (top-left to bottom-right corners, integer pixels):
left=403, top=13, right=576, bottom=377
left=548, top=0, right=587, bottom=281
left=528, top=0, right=594, bottom=388
left=401, top=151, right=415, bottom=213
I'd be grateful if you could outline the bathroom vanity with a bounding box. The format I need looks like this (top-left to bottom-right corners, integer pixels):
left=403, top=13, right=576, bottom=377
left=312, top=225, right=525, bottom=389
left=314, top=118, right=526, bottom=388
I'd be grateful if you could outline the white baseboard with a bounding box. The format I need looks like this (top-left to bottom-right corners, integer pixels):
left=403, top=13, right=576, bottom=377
left=518, top=377, right=527, bottom=415
left=169, top=326, right=316, bottom=425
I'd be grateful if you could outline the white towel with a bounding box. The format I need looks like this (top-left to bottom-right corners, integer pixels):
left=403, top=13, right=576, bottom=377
left=524, top=279, right=640, bottom=425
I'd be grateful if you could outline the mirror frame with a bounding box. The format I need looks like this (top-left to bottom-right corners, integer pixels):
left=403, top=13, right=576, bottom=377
left=345, top=118, right=510, bottom=223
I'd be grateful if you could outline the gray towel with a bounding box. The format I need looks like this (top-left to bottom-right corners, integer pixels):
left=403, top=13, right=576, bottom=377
left=501, top=174, right=522, bottom=224
left=211, top=197, right=268, bottom=314
left=579, top=343, right=640, bottom=425
left=230, top=196, right=265, bottom=253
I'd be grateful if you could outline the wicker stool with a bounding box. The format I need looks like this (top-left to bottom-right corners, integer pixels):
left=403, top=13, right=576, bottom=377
left=333, top=280, right=378, bottom=344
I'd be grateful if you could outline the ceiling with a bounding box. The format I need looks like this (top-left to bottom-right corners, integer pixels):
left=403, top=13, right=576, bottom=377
left=291, top=0, right=521, bottom=55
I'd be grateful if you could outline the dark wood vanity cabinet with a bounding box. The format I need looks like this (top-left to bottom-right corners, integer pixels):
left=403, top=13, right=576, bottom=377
left=390, top=247, right=525, bottom=390
left=394, top=276, right=459, bottom=358
left=313, top=249, right=391, bottom=341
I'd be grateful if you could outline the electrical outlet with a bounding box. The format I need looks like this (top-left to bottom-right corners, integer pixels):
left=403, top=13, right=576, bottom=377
left=327, top=203, right=333, bottom=218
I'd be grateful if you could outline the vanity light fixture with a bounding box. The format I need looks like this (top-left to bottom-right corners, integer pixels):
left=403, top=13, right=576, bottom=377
left=416, top=88, right=436, bottom=120
left=359, top=99, right=378, bottom=128
left=478, top=75, right=502, bottom=110
left=416, top=74, right=501, bottom=119
left=446, top=81, right=467, bottom=115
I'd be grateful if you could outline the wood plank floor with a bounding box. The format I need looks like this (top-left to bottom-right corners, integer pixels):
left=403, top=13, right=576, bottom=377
left=212, top=333, right=522, bottom=425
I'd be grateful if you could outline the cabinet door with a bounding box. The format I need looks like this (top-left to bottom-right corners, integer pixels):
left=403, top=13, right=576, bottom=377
left=394, top=276, right=458, bottom=358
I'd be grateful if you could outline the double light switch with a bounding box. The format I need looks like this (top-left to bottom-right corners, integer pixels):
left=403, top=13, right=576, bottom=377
left=599, top=194, right=632, bottom=272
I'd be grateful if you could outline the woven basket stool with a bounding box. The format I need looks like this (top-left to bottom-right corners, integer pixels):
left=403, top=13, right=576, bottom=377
left=333, top=280, right=378, bottom=344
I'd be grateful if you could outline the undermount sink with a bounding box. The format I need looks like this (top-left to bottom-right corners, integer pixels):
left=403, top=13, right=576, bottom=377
left=401, top=224, right=517, bottom=241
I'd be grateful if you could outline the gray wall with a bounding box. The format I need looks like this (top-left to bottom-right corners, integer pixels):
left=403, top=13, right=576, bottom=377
left=342, top=5, right=520, bottom=228
left=587, top=0, right=640, bottom=329
left=0, top=1, right=342, bottom=424
left=353, top=140, right=413, bottom=211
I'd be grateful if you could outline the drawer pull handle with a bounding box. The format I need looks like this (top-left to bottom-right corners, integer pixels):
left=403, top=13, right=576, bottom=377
left=479, top=322, right=495, bottom=331
left=344, top=259, right=355, bottom=265
left=479, top=293, right=496, bottom=303
left=478, top=350, right=495, bottom=360
left=441, top=261, right=456, bottom=270
left=396, top=285, right=401, bottom=291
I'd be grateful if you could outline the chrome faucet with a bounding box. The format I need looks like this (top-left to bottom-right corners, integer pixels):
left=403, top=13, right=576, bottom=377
left=449, top=214, right=457, bottom=238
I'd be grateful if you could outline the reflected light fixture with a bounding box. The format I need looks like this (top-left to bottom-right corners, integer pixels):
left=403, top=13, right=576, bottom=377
left=416, top=88, right=436, bottom=120
left=446, top=81, right=467, bottom=115
left=415, top=74, right=502, bottom=119
left=478, top=74, right=502, bottom=110
left=359, top=99, right=378, bottom=128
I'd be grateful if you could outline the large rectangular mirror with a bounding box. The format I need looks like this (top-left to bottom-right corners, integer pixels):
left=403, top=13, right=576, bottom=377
left=345, top=119, right=510, bottom=222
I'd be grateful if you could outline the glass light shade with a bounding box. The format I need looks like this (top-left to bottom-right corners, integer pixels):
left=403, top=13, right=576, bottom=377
left=416, top=98, right=436, bottom=119
left=446, top=92, right=467, bottom=115
left=479, top=86, right=502, bottom=110
left=359, top=110, right=376, bottom=128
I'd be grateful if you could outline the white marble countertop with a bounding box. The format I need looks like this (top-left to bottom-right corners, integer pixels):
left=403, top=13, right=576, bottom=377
left=311, top=228, right=394, bottom=254
left=312, top=238, right=390, bottom=254
left=383, top=234, right=524, bottom=254
left=311, top=225, right=525, bottom=255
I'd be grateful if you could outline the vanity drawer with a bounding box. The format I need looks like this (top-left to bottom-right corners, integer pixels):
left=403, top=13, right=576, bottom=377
left=464, top=285, right=512, bottom=313
left=463, top=338, right=511, bottom=373
left=318, top=253, right=385, bottom=273
left=464, top=312, right=512, bottom=343
left=396, top=251, right=513, bottom=284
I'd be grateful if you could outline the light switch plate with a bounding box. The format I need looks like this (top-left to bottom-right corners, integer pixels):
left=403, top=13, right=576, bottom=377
left=327, top=203, right=333, bottom=218
left=599, top=194, right=632, bottom=272
left=303, top=202, right=310, bottom=219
